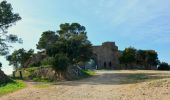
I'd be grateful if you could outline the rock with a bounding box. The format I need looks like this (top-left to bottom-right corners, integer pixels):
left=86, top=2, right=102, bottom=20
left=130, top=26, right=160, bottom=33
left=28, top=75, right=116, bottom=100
left=0, top=69, right=12, bottom=84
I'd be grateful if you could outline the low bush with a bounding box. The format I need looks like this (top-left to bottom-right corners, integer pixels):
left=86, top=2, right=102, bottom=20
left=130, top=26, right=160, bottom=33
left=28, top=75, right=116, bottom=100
left=30, top=61, right=41, bottom=67
left=80, top=69, right=96, bottom=79
left=41, top=57, right=53, bottom=66
left=158, top=62, right=170, bottom=70
left=0, top=80, right=26, bottom=95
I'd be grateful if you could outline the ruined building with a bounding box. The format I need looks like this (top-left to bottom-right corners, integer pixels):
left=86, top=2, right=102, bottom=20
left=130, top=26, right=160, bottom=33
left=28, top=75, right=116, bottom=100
left=92, top=42, right=120, bottom=69
left=23, top=41, right=158, bottom=70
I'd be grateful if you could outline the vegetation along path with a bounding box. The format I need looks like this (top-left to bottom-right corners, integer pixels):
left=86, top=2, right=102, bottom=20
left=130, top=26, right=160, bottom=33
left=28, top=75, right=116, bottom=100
left=0, top=70, right=170, bottom=100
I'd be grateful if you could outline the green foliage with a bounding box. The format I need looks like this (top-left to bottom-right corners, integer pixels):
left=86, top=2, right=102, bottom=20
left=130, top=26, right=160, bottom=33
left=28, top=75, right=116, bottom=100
left=30, top=61, right=41, bottom=67
left=14, top=67, right=38, bottom=80
left=136, top=50, right=146, bottom=66
left=81, top=70, right=96, bottom=76
left=158, top=62, right=170, bottom=70
left=145, top=50, right=159, bottom=66
left=51, top=54, right=69, bottom=72
left=14, top=67, right=54, bottom=82
left=36, top=31, right=58, bottom=50
left=0, top=80, right=26, bottom=96
left=79, top=70, right=96, bottom=79
left=119, top=47, right=159, bottom=69
left=41, top=57, right=53, bottom=66
left=6, top=48, right=34, bottom=70
left=119, top=47, right=137, bottom=68
left=136, top=50, right=159, bottom=69
left=0, top=0, right=21, bottom=55
left=37, top=23, right=93, bottom=72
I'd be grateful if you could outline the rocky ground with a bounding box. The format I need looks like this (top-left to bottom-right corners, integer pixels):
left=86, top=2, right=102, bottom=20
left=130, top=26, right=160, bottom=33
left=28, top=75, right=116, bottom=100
left=0, top=70, right=170, bottom=100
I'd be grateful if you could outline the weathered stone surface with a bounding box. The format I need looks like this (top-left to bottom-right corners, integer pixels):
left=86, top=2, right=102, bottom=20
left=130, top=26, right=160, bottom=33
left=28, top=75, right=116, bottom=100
left=0, top=70, right=11, bottom=84
left=23, top=51, right=46, bottom=68
left=92, top=42, right=121, bottom=69
left=21, top=67, right=82, bottom=81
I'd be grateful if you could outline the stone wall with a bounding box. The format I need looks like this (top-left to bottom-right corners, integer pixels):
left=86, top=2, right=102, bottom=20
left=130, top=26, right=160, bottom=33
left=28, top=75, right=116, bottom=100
left=18, top=67, right=82, bottom=81
left=92, top=42, right=121, bottom=69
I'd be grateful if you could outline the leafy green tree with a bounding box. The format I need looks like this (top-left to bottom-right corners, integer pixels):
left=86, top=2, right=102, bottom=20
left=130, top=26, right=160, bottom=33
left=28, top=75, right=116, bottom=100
left=54, top=23, right=92, bottom=65
left=145, top=50, right=159, bottom=69
left=158, top=62, right=170, bottom=70
left=0, top=0, right=21, bottom=55
left=136, top=50, right=159, bottom=69
left=136, top=50, right=148, bottom=69
left=37, top=23, right=93, bottom=74
left=119, top=47, right=137, bottom=69
left=36, top=31, right=58, bottom=50
left=119, top=47, right=160, bottom=70
left=51, top=54, right=69, bottom=72
left=6, top=48, right=34, bottom=70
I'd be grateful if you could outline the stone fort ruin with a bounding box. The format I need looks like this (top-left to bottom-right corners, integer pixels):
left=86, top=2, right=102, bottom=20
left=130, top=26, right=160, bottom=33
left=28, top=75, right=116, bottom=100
left=92, top=42, right=120, bottom=69
left=23, top=41, right=157, bottom=70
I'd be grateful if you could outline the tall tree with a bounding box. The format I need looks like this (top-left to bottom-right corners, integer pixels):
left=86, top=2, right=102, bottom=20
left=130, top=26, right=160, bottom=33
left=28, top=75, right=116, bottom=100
left=37, top=23, right=93, bottom=73
left=136, top=50, right=147, bottom=68
left=145, top=50, right=159, bottom=69
left=120, top=48, right=160, bottom=70
left=0, top=0, right=21, bottom=55
left=119, top=47, right=137, bottom=69
left=6, top=48, right=34, bottom=70
left=36, top=31, right=58, bottom=50
left=158, top=62, right=170, bottom=70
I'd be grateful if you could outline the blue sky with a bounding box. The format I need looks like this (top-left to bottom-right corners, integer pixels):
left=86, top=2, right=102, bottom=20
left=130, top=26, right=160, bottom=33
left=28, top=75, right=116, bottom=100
left=1, top=0, right=170, bottom=74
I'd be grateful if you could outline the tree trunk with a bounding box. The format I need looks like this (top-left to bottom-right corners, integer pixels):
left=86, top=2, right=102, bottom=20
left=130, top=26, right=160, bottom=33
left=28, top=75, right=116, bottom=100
left=19, top=71, right=23, bottom=79
left=13, top=71, right=16, bottom=78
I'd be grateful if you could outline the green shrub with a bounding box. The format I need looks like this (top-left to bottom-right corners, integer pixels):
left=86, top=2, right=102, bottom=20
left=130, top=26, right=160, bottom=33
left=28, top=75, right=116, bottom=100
left=158, top=62, right=170, bottom=70
left=51, top=54, right=69, bottom=72
left=0, top=80, right=26, bottom=95
left=41, top=57, right=53, bottom=66
left=80, top=69, right=96, bottom=78
left=30, top=61, right=41, bottom=67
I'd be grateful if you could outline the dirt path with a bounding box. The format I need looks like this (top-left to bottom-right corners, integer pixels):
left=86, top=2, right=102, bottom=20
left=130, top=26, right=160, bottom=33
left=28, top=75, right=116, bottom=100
left=0, top=70, right=170, bottom=100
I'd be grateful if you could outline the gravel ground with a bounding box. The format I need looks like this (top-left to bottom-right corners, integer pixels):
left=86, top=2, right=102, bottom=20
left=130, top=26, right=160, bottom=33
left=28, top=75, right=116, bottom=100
left=0, top=70, right=170, bottom=100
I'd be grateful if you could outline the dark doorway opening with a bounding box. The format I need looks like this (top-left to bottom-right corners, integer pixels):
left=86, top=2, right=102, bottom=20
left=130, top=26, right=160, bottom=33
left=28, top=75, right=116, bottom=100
left=109, top=62, right=112, bottom=67
left=104, top=62, right=107, bottom=68
left=109, top=61, right=112, bottom=69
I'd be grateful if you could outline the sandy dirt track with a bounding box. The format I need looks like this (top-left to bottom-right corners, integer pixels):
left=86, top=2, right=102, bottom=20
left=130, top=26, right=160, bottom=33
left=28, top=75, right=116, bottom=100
left=0, top=70, right=170, bottom=100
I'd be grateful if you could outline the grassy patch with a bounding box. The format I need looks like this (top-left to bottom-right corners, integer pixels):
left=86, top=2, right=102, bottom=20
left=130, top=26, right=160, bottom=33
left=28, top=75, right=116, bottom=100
left=0, top=80, right=26, bottom=96
left=80, top=69, right=96, bottom=79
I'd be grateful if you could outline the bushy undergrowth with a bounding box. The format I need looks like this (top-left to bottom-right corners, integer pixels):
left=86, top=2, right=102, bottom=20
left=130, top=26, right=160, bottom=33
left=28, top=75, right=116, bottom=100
left=0, top=80, right=26, bottom=95
left=80, top=69, right=96, bottom=79
left=15, top=67, right=96, bottom=82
